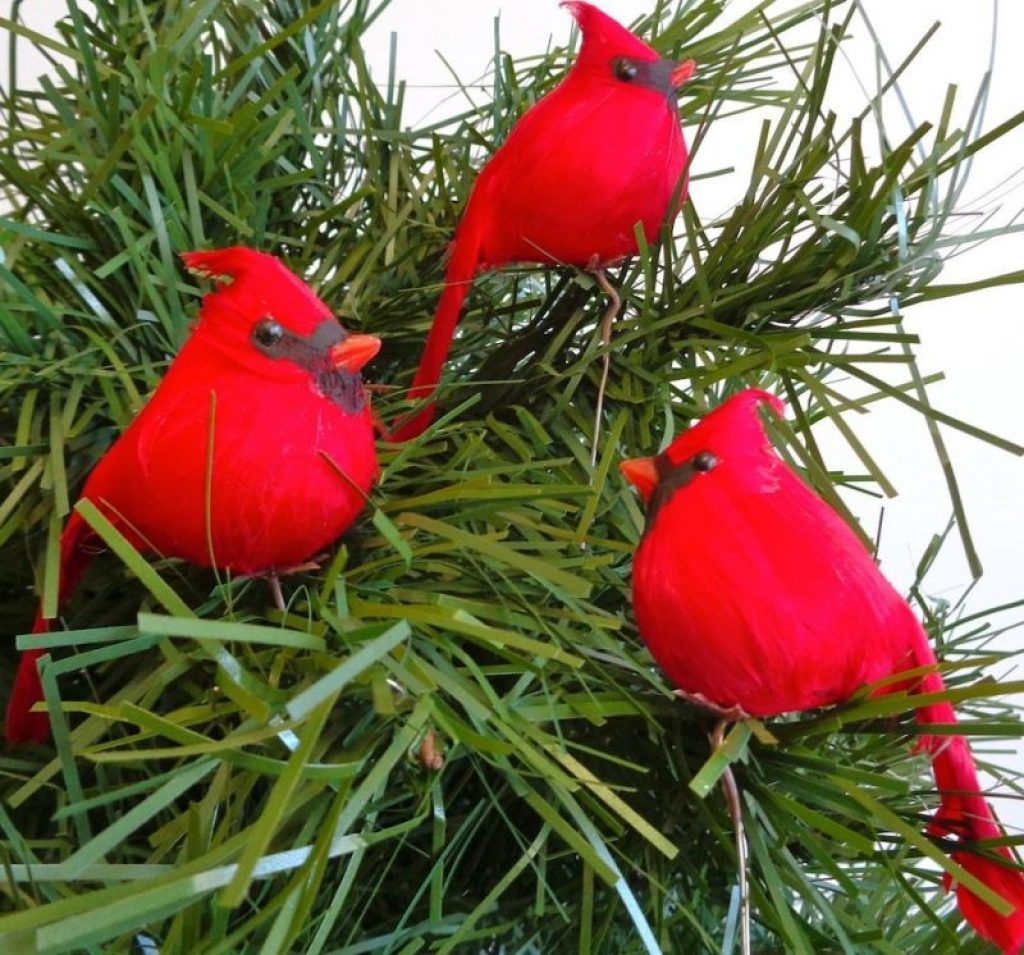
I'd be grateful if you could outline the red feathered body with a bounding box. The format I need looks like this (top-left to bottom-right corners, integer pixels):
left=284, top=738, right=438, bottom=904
left=392, top=1, right=693, bottom=440
left=627, top=389, right=1024, bottom=953
left=76, top=327, right=375, bottom=574
left=632, top=391, right=910, bottom=714
left=6, top=247, right=379, bottom=744
left=468, top=48, right=687, bottom=268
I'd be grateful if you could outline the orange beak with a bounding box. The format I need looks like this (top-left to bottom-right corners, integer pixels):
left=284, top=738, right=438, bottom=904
left=670, top=59, right=696, bottom=88
left=619, top=456, right=660, bottom=500
left=330, top=334, right=381, bottom=374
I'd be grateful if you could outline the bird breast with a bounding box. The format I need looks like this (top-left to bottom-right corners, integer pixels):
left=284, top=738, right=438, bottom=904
left=83, top=359, right=376, bottom=575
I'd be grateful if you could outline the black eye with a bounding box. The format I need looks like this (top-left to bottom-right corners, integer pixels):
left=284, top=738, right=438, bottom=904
left=253, top=318, right=285, bottom=348
left=613, top=57, right=639, bottom=82
left=692, top=451, right=718, bottom=473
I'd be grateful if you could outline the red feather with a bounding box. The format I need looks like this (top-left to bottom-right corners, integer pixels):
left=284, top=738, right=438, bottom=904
left=6, top=247, right=380, bottom=744
left=624, top=389, right=1024, bottom=953
left=391, top=1, right=694, bottom=441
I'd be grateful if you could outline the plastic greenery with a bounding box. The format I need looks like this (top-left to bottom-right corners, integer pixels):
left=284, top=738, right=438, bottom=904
left=1, top=0, right=1023, bottom=951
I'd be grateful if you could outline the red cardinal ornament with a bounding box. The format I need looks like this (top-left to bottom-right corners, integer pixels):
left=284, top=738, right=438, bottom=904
left=621, top=389, right=1024, bottom=953
left=392, top=0, right=694, bottom=441
left=6, top=247, right=381, bottom=745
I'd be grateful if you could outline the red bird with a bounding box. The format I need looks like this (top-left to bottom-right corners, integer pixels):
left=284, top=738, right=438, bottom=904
left=392, top=0, right=694, bottom=441
left=6, top=247, right=381, bottom=745
left=621, top=389, right=1024, bottom=953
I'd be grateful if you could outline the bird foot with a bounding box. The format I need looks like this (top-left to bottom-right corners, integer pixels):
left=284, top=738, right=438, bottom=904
left=673, top=689, right=750, bottom=723
left=236, top=559, right=327, bottom=612
left=279, top=556, right=326, bottom=575
left=236, top=557, right=326, bottom=583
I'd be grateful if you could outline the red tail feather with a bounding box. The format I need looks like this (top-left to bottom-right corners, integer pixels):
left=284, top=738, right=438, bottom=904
left=912, top=636, right=1024, bottom=953
left=956, top=851, right=1024, bottom=955
left=6, top=512, right=97, bottom=744
left=391, top=220, right=483, bottom=442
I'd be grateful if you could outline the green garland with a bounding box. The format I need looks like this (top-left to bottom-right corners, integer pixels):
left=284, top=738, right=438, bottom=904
left=0, top=1, right=1022, bottom=951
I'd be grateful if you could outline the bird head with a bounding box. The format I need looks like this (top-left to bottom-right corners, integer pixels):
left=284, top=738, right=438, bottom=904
left=181, top=247, right=380, bottom=379
left=562, top=1, right=695, bottom=95
left=621, top=389, right=785, bottom=502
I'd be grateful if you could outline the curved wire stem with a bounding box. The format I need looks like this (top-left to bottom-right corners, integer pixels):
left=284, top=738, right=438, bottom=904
left=712, top=719, right=751, bottom=955
left=590, top=268, right=622, bottom=468
left=267, top=573, right=286, bottom=612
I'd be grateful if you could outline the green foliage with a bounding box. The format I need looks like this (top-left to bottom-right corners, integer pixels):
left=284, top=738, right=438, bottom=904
left=1, top=0, right=1022, bottom=951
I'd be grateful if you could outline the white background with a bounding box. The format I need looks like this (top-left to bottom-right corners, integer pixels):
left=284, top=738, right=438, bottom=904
left=4, top=1, right=1023, bottom=802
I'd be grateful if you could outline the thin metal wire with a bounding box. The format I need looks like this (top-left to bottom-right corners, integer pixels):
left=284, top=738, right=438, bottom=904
left=590, top=268, right=622, bottom=468
left=713, top=720, right=751, bottom=955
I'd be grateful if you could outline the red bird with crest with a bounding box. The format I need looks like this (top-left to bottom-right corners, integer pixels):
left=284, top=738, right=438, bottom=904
left=6, top=247, right=381, bottom=745
left=392, top=0, right=695, bottom=440
left=621, top=389, right=1024, bottom=953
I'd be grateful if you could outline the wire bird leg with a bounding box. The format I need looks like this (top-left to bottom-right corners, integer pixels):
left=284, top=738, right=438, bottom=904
left=259, top=558, right=323, bottom=613
left=588, top=264, right=622, bottom=468
left=675, top=688, right=750, bottom=723
left=267, top=572, right=286, bottom=612
left=711, top=719, right=751, bottom=955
